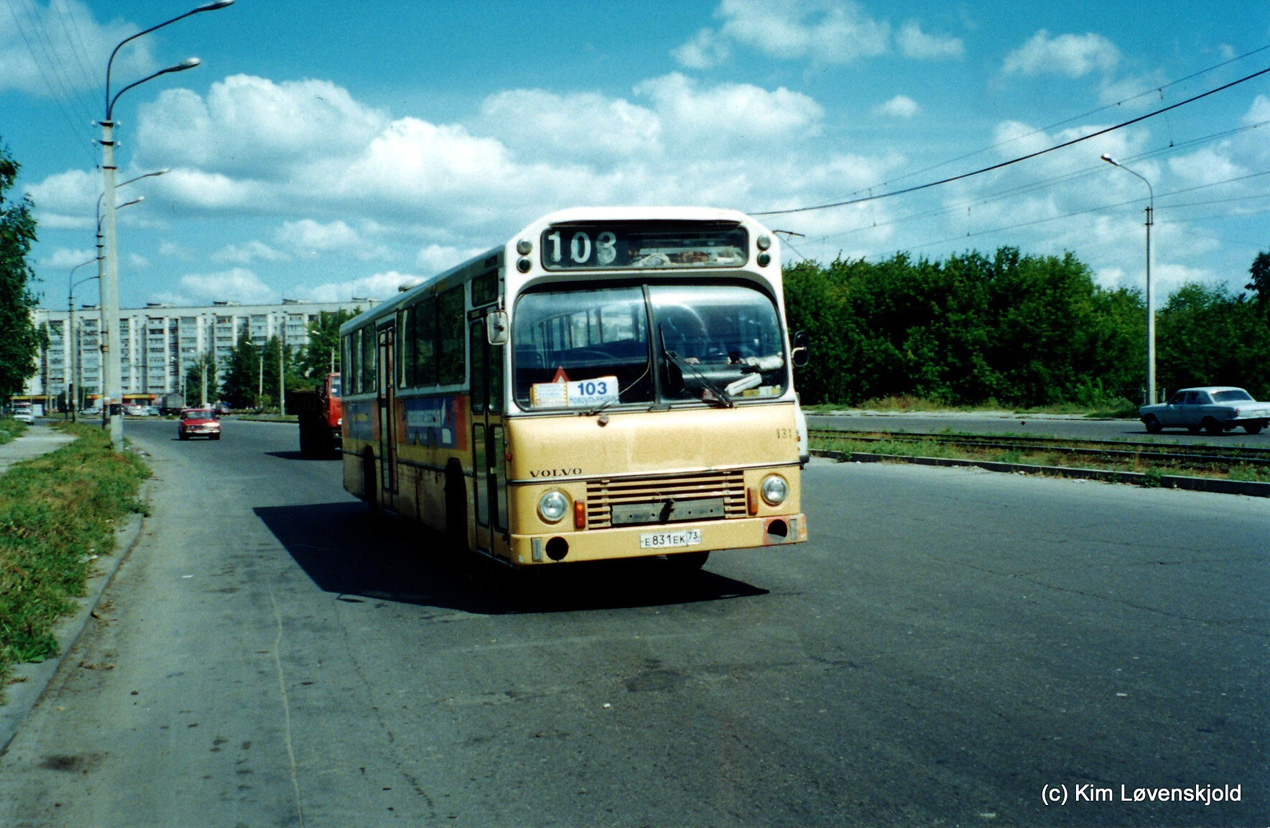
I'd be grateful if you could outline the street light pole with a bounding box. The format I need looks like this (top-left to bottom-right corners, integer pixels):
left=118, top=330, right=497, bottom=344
left=99, top=1, right=233, bottom=450
left=1101, top=153, right=1156, bottom=405
left=66, top=259, right=97, bottom=421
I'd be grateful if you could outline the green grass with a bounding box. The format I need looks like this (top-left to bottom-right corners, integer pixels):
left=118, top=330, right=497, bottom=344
left=811, top=432, right=1267, bottom=487
left=803, top=396, right=1139, bottom=419
left=0, top=423, right=149, bottom=694
left=0, top=417, right=28, bottom=446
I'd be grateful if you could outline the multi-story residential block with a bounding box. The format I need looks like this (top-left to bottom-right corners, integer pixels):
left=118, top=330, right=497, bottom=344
left=25, top=297, right=375, bottom=408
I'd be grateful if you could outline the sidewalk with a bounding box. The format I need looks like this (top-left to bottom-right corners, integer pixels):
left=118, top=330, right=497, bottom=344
left=0, top=421, right=146, bottom=754
left=0, top=422, right=77, bottom=475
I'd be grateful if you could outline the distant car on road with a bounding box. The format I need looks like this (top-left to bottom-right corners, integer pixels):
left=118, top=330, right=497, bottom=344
left=178, top=408, right=222, bottom=441
left=11, top=405, right=34, bottom=424
left=1139, top=386, right=1270, bottom=435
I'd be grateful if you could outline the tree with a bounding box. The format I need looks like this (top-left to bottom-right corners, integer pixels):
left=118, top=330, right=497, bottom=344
left=0, top=140, right=43, bottom=402
left=781, top=247, right=1144, bottom=408
left=296, top=308, right=358, bottom=382
left=219, top=338, right=262, bottom=409
left=1247, top=251, right=1269, bottom=305
left=184, top=352, right=219, bottom=406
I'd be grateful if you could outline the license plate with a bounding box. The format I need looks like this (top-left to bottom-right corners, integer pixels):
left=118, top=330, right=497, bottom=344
left=639, top=529, right=702, bottom=549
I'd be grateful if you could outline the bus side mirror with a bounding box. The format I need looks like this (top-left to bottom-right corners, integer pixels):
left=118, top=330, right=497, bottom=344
left=791, top=330, right=809, bottom=368
left=487, top=310, right=509, bottom=345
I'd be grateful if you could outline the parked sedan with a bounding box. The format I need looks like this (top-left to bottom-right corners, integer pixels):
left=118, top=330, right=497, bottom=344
left=1139, top=386, right=1270, bottom=435
left=178, top=408, right=222, bottom=441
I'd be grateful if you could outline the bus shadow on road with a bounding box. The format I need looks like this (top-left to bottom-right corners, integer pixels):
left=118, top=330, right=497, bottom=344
left=254, top=502, right=768, bottom=615
left=264, top=450, right=337, bottom=462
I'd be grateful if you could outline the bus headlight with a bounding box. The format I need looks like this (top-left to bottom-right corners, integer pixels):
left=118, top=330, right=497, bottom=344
left=538, top=490, right=569, bottom=523
left=760, top=474, right=788, bottom=506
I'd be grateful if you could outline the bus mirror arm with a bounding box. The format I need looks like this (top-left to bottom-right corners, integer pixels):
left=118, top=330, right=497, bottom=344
left=487, top=310, right=509, bottom=345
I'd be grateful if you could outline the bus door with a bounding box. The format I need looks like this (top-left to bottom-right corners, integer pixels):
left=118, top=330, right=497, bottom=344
left=376, top=324, right=397, bottom=500
left=470, top=319, right=508, bottom=558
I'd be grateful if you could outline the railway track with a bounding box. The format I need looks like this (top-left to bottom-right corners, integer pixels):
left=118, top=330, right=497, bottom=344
left=808, top=429, right=1270, bottom=474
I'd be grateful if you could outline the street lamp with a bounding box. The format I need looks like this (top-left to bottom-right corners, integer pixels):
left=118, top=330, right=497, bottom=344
left=99, top=1, right=233, bottom=450
left=1101, top=153, right=1156, bottom=405
left=66, top=259, right=97, bottom=421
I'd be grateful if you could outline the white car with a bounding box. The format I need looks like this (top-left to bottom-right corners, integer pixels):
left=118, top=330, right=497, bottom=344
left=1139, top=386, right=1270, bottom=435
left=12, top=407, right=34, bottom=424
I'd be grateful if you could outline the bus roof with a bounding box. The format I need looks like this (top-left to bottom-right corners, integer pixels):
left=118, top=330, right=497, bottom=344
left=340, top=206, right=776, bottom=336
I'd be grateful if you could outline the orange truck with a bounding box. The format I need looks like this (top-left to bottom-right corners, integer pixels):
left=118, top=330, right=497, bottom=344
left=289, top=372, right=342, bottom=458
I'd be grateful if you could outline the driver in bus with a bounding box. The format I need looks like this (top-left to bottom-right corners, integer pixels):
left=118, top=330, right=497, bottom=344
left=661, top=308, right=715, bottom=364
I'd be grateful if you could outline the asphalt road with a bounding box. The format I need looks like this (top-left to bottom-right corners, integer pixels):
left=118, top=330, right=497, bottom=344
left=0, top=418, right=1265, bottom=826
left=808, top=411, right=1270, bottom=447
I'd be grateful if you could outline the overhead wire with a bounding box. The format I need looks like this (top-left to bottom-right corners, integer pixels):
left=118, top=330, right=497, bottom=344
left=875, top=169, right=1270, bottom=257
left=47, top=0, right=101, bottom=111
left=807, top=119, right=1270, bottom=249
left=805, top=43, right=1270, bottom=208
left=755, top=65, right=1270, bottom=218
left=2, top=0, right=97, bottom=167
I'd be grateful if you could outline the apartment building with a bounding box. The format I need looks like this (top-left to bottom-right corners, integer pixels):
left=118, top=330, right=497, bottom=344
left=26, top=297, right=376, bottom=407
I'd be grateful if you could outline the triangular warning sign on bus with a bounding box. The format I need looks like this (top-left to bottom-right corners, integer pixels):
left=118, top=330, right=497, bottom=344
left=552, top=367, right=570, bottom=383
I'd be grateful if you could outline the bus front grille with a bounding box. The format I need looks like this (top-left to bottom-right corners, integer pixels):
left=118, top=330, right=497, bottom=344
left=585, top=470, right=747, bottom=529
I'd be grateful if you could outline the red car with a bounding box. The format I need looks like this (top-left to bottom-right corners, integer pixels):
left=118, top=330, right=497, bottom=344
left=178, top=408, right=222, bottom=441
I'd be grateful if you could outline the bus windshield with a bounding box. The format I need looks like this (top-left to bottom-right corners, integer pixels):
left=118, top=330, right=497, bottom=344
left=513, top=283, right=786, bottom=410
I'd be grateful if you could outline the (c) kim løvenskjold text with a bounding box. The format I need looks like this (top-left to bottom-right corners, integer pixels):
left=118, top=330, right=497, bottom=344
left=1075, top=784, right=1241, bottom=805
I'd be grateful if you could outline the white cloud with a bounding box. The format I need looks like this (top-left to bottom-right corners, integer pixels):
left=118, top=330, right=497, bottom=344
left=875, top=95, right=919, bottom=119
left=309, top=271, right=419, bottom=302
left=634, top=73, right=824, bottom=149
left=342, top=117, right=514, bottom=205
left=158, top=240, right=195, bottom=261
left=672, top=28, right=732, bottom=69
left=1168, top=148, right=1245, bottom=188
left=479, top=89, right=661, bottom=161
left=177, top=267, right=279, bottom=304
left=673, top=0, right=889, bottom=67
left=25, top=169, right=98, bottom=226
left=1244, top=94, right=1270, bottom=126
left=0, top=0, right=152, bottom=96
left=416, top=244, right=476, bottom=274
left=135, top=75, right=389, bottom=177
left=162, top=169, right=262, bottom=210
left=897, top=21, right=963, bottom=60
left=275, top=219, right=360, bottom=254
left=212, top=241, right=290, bottom=265
left=718, top=0, right=889, bottom=64
left=44, top=247, right=97, bottom=270
left=1003, top=30, right=1120, bottom=78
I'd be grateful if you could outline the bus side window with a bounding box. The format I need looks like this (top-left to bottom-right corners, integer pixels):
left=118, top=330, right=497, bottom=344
left=438, top=287, right=465, bottom=386
left=361, top=326, right=376, bottom=393
left=400, top=306, right=414, bottom=387
left=415, top=296, right=437, bottom=388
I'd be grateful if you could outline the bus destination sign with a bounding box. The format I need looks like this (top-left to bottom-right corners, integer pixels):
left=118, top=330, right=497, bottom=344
left=541, top=222, right=748, bottom=270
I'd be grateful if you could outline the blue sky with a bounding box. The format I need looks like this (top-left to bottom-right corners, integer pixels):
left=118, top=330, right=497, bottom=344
left=2, top=1, right=1268, bottom=310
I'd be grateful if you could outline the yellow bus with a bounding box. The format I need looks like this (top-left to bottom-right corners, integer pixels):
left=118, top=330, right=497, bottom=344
left=340, top=207, right=807, bottom=569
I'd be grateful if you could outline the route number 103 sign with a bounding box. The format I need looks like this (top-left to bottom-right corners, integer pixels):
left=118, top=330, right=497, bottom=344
left=530, top=376, right=620, bottom=409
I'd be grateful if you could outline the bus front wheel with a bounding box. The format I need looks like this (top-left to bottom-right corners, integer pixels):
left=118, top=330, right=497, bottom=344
left=664, top=551, right=709, bottom=572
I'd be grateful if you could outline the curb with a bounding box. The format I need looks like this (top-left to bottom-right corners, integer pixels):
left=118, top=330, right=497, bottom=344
left=0, top=482, right=149, bottom=755
left=812, top=450, right=1270, bottom=498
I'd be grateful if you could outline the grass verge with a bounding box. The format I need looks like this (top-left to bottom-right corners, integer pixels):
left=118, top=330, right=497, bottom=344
left=805, top=396, right=1139, bottom=419
left=0, top=418, right=28, bottom=446
left=0, top=423, right=149, bottom=695
left=812, top=434, right=1267, bottom=485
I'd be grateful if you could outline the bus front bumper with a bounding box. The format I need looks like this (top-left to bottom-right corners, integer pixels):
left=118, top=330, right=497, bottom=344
left=509, top=513, right=807, bottom=566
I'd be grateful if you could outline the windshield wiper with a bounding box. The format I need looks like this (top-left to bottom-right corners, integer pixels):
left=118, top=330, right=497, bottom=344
left=659, top=325, right=734, bottom=408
